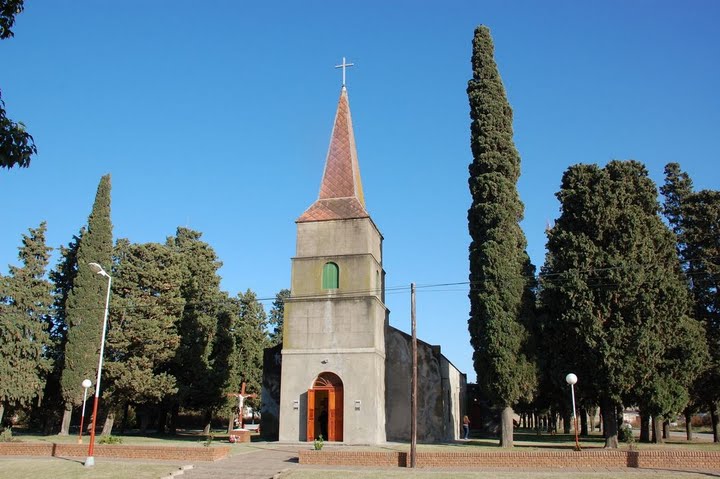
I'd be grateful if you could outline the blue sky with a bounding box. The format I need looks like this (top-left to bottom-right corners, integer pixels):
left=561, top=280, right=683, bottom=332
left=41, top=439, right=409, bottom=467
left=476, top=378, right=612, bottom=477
left=1, top=1, right=718, bottom=382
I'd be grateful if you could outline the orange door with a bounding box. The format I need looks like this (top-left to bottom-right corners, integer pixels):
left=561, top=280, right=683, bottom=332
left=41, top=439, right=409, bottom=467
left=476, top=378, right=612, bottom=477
left=334, top=388, right=343, bottom=441
left=306, top=389, right=315, bottom=441
left=328, top=389, right=336, bottom=441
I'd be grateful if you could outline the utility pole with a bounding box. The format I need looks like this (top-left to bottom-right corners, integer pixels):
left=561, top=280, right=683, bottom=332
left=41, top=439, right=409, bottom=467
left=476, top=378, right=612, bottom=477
left=410, top=283, right=417, bottom=468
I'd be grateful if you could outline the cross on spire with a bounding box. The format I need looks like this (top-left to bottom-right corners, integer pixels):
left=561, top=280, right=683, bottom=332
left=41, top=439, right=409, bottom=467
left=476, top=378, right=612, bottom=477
left=335, top=57, right=354, bottom=88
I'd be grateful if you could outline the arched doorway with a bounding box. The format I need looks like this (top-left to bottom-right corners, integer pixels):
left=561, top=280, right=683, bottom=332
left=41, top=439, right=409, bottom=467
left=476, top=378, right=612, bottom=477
left=307, top=372, right=343, bottom=442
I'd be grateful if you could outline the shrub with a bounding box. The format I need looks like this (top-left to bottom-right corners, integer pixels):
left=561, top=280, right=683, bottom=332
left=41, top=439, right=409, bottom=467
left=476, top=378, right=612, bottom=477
left=313, top=435, right=324, bottom=450
left=98, top=435, right=123, bottom=444
left=620, top=424, right=635, bottom=449
left=0, top=428, right=17, bottom=442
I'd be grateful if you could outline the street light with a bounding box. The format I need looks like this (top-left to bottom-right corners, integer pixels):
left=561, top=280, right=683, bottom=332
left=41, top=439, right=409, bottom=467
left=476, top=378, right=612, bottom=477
left=565, top=373, right=580, bottom=451
left=84, top=262, right=112, bottom=467
left=77, top=379, right=92, bottom=444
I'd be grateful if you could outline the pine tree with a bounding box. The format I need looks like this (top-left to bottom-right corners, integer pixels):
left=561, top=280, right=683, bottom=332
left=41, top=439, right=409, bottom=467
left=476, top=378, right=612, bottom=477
left=268, top=288, right=290, bottom=346
left=211, top=289, right=270, bottom=432
left=34, top=230, right=83, bottom=433
left=58, top=174, right=113, bottom=435
left=235, top=290, right=268, bottom=397
left=103, top=240, right=185, bottom=433
left=541, top=160, right=703, bottom=447
left=466, top=25, right=537, bottom=447
left=0, top=222, right=53, bottom=424
left=167, top=227, right=224, bottom=433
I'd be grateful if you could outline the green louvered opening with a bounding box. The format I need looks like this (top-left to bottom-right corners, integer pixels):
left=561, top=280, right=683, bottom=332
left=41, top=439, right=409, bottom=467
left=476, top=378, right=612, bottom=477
left=322, top=262, right=339, bottom=290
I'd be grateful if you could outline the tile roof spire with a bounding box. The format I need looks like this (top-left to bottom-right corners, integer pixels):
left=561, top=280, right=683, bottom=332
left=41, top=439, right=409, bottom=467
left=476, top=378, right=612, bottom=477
left=297, top=86, right=369, bottom=223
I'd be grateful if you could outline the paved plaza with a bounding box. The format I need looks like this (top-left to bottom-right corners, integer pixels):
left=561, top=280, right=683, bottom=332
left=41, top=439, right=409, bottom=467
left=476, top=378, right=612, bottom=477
left=179, top=443, right=300, bottom=479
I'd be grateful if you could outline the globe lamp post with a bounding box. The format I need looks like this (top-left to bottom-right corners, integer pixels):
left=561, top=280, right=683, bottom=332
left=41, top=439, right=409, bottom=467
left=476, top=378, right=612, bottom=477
left=77, top=378, right=92, bottom=444
left=565, top=373, right=580, bottom=451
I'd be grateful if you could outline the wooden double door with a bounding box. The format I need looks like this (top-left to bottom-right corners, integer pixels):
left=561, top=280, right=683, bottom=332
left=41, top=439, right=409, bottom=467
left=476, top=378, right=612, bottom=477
left=307, top=372, right=343, bottom=442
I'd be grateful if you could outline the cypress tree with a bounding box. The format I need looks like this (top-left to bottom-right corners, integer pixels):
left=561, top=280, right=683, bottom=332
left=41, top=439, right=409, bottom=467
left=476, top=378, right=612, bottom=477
left=662, top=166, right=720, bottom=442
left=104, top=240, right=184, bottom=433
left=58, top=174, right=113, bottom=435
left=467, top=25, right=537, bottom=447
left=684, top=190, right=720, bottom=442
left=34, top=230, right=83, bottom=433
left=0, top=222, right=53, bottom=424
left=210, top=290, right=268, bottom=433
left=541, top=160, right=703, bottom=447
left=167, top=227, right=224, bottom=433
left=268, top=288, right=290, bottom=346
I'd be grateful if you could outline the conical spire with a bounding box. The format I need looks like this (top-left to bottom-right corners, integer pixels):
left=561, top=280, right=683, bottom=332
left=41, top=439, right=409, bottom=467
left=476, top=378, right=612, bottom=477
left=297, top=87, right=369, bottom=223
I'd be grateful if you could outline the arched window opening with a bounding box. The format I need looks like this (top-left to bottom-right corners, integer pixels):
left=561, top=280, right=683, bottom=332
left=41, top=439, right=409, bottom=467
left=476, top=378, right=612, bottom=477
left=322, top=262, right=339, bottom=290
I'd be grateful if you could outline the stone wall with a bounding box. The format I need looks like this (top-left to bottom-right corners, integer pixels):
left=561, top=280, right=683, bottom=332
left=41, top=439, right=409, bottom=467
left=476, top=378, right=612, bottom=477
left=385, top=326, right=465, bottom=443
left=260, top=343, right=282, bottom=440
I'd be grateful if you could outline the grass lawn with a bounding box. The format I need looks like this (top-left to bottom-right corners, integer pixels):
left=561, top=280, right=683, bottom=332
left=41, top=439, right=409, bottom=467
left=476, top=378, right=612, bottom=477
left=11, top=428, right=254, bottom=448
left=0, top=457, right=183, bottom=479
left=280, top=471, right=717, bottom=479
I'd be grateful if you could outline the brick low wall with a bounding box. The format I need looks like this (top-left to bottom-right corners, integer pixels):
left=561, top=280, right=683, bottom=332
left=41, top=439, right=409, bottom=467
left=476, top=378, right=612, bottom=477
left=0, top=442, right=229, bottom=461
left=299, top=449, right=720, bottom=471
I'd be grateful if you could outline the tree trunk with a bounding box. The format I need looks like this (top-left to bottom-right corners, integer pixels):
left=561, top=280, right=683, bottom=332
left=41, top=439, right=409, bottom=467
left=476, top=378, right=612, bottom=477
left=684, top=408, right=693, bottom=441
left=227, top=413, right=234, bottom=434
left=499, top=406, right=514, bottom=447
left=120, top=402, right=129, bottom=434
left=202, top=409, right=212, bottom=436
left=140, top=409, right=150, bottom=434
left=580, top=408, right=588, bottom=436
left=652, top=416, right=664, bottom=444
left=169, top=403, right=179, bottom=435
left=662, top=419, right=670, bottom=439
left=562, top=410, right=571, bottom=434
left=600, top=399, right=618, bottom=448
left=59, top=406, right=72, bottom=436
left=0, top=403, right=4, bottom=426
left=157, top=406, right=167, bottom=435
left=102, top=412, right=114, bottom=435
left=710, top=405, right=719, bottom=443
left=640, top=413, right=650, bottom=443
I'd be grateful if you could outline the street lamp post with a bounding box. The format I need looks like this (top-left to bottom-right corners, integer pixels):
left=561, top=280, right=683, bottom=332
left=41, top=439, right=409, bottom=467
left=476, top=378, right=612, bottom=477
left=85, top=262, right=112, bottom=467
left=565, top=373, right=580, bottom=451
left=77, top=379, right=92, bottom=444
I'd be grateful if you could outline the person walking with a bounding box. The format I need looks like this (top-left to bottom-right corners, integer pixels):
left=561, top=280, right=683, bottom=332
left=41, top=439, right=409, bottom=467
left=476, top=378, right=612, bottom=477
left=463, top=415, right=471, bottom=440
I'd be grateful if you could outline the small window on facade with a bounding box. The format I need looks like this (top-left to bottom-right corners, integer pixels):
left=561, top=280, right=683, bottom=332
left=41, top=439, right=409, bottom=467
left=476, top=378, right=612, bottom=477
left=322, top=262, right=339, bottom=290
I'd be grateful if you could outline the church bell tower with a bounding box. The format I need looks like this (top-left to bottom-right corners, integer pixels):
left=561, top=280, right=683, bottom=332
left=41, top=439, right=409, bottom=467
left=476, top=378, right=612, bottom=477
left=278, top=81, right=388, bottom=444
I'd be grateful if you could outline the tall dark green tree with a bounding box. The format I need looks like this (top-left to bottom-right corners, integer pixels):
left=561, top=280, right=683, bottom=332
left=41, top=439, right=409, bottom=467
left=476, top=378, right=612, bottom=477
left=235, top=290, right=268, bottom=397
left=662, top=165, right=720, bottom=442
left=0, top=222, right=53, bottom=424
left=33, top=229, right=83, bottom=433
left=684, top=190, right=720, bottom=442
left=268, top=288, right=290, bottom=346
left=215, top=290, right=268, bottom=432
left=541, top=160, right=702, bottom=447
left=1, top=0, right=36, bottom=170
left=168, top=227, right=224, bottom=433
left=467, top=25, right=537, bottom=447
left=104, top=240, right=185, bottom=433
left=58, top=174, right=113, bottom=435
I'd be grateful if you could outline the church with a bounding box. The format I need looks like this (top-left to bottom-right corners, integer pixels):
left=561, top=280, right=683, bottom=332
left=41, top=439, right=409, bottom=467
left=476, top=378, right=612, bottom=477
left=261, top=74, right=466, bottom=444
